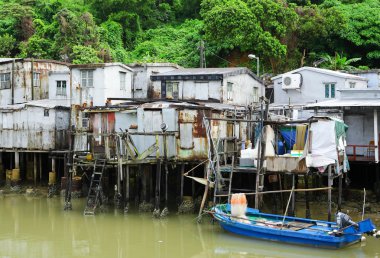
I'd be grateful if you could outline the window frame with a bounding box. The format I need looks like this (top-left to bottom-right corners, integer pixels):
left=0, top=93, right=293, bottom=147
left=324, top=83, right=336, bottom=98
left=119, top=71, right=126, bottom=90
left=81, top=70, right=94, bottom=88
left=33, top=72, right=40, bottom=87
left=227, top=82, right=233, bottom=100
left=56, top=80, right=67, bottom=96
left=166, top=81, right=179, bottom=100
left=253, top=87, right=259, bottom=102
left=0, top=72, right=11, bottom=89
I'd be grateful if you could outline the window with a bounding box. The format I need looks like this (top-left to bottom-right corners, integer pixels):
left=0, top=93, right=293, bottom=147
left=166, top=82, right=179, bottom=99
left=56, top=81, right=67, bottom=96
left=227, top=82, right=233, bottom=100
left=0, top=73, right=11, bottom=89
left=119, top=72, right=126, bottom=90
left=324, top=83, right=336, bottom=98
left=349, top=82, right=356, bottom=89
left=33, top=72, right=40, bottom=87
left=44, top=109, right=49, bottom=117
left=253, top=87, right=259, bottom=102
left=81, top=70, right=94, bottom=87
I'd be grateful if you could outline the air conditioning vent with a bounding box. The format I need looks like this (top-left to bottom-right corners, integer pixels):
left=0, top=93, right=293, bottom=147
left=282, top=73, right=301, bottom=90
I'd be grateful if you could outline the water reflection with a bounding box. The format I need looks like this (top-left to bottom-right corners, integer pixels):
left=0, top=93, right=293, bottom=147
left=0, top=196, right=379, bottom=258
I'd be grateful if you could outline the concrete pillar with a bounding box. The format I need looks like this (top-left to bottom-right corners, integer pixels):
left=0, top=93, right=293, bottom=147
left=11, top=152, right=21, bottom=183
left=374, top=109, right=379, bottom=163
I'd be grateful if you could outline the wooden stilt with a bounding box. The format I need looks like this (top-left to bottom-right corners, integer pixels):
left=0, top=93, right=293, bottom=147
left=39, top=153, right=42, bottom=183
left=290, top=174, right=295, bottom=216
left=125, top=164, right=130, bottom=213
left=141, top=165, right=147, bottom=202
left=198, top=162, right=210, bottom=222
left=180, top=164, right=185, bottom=206
left=328, top=165, right=332, bottom=222
left=338, top=173, right=342, bottom=211
left=33, top=153, right=37, bottom=186
left=304, top=174, right=311, bottom=218
left=154, top=160, right=161, bottom=215
left=279, top=174, right=284, bottom=212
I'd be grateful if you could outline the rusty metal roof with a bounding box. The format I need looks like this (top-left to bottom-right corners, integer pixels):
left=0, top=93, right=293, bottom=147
left=0, top=58, right=69, bottom=66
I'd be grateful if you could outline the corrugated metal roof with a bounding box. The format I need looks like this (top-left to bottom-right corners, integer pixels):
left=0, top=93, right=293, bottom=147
left=0, top=99, right=70, bottom=110
left=306, top=99, right=380, bottom=108
left=151, top=67, right=260, bottom=81
left=70, top=62, right=133, bottom=72
left=271, top=67, right=367, bottom=81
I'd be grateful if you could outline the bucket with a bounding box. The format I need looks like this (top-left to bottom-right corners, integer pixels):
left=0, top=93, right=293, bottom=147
left=230, top=193, right=247, bottom=217
left=48, top=172, right=56, bottom=185
left=11, top=169, right=20, bottom=181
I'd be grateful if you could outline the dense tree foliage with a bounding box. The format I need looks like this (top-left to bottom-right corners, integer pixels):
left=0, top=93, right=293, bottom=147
left=0, top=0, right=378, bottom=72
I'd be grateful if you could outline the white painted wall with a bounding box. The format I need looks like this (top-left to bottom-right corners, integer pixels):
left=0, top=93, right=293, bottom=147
left=273, top=70, right=367, bottom=105
left=223, top=73, right=263, bottom=105
left=48, top=72, right=70, bottom=100
left=132, top=64, right=179, bottom=99
left=71, top=64, right=132, bottom=106
left=151, top=73, right=263, bottom=105
left=0, top=61, right=69, bottom=106
left=0, top=106, right=70, bottom=150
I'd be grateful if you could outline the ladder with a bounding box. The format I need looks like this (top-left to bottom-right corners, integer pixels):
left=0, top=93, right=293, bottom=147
left=214, top=156, right=235, bottom=204
left=84, top=159, right=106, bottom=215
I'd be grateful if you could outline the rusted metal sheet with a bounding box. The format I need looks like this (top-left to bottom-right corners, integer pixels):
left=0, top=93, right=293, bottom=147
left=0, top=101, right=70, bottom=151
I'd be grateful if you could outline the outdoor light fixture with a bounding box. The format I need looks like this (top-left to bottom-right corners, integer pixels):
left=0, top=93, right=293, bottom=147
left=248, top=54, right=260, bottom=78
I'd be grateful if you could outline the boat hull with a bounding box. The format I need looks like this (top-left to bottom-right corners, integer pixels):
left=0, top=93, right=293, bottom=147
left=212, top=204, right=375, bottom=249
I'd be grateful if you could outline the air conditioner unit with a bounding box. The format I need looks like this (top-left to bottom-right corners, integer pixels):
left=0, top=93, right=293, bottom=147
left=282, top=73, right=301, bottom=90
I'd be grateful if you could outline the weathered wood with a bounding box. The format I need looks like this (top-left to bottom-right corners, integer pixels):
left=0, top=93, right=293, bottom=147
left=328, top=165, right=332, bottom=222
left=198, top=162, right=210, bottom=221
left=338, top=173, right=342, bottom=211
left=304, top=174, right=311, bottom=219
left=155, top=160, right=161, bottom=211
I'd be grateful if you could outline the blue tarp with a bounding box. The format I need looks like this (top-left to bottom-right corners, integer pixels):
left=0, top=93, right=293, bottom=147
left=279, top=126, right=296, bottom=151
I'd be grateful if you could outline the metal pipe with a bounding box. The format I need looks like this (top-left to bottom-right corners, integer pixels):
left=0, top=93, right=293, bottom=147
left=31, top=59, right=34, bottom=100
left=328, top=165, right=332, bottom=222
left=11, top=59, right=15, bottom=104
left=205, top=117, right=318, bottom=124
left=374, top=109, right=378, bottom=163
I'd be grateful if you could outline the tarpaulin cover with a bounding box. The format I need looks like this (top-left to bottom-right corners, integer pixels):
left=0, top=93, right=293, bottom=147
left=279, top=126, right=296, bottom=151
left=306, top=120, right=338, bottom=168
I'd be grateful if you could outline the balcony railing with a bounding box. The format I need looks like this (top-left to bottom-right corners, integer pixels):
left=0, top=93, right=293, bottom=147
left=346, top=144, right=377, bottom=162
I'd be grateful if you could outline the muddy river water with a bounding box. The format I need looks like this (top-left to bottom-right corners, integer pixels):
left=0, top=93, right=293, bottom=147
left=0, top=195, right=379, bottom=258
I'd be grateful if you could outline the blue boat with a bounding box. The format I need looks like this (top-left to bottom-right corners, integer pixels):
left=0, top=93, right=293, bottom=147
left=211, top=204, right=378, bottom=249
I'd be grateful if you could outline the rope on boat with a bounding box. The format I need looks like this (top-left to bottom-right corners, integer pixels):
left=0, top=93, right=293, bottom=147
left=281, top=186, right=294, bottom=230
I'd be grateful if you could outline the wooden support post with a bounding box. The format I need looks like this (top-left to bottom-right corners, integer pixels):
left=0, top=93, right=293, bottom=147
left=125, top=164, right=130, bottom=213
left=290, top=174, right=295, bottom=216
left=338, top=173, right=342, bottom=211
left=33, top=153, right=37, bottom=186
left=198, top=162, right=210, bottom=221
left=164, top=163, right=169, bottom=210
left=141, top=165, right=147, bottom=202
left=39, top=153, right=42, bottom=183
left=304, top=174, right=310, bottom=218
left=154, top=160, right=161, bottom=213
left=180, top=164, right=185, bottom=206
left=279, top=174, right=284, bottom=212
left=328, top=165, right=332, bottom=222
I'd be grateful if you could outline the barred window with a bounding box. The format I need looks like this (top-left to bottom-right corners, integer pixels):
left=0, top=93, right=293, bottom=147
left=81, top=70, right=94, bottom=87
left=56, top=81, right=67, bottom=96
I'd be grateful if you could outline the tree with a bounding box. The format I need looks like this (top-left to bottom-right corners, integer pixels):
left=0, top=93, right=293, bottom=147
left=201, top=0, right=298, bottom=72
left=0, top=34, right=16, bottom=57
left=319, top=52, right=361, bottom=71
left=126, top=19, right=204, bottom=67
left=71, top=45, right=101, bottom=64
left=335, top=0, right=380, bottom=66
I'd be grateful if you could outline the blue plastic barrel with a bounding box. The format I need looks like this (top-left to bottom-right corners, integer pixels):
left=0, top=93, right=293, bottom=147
left=277, top=141, right=285, bottom=155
